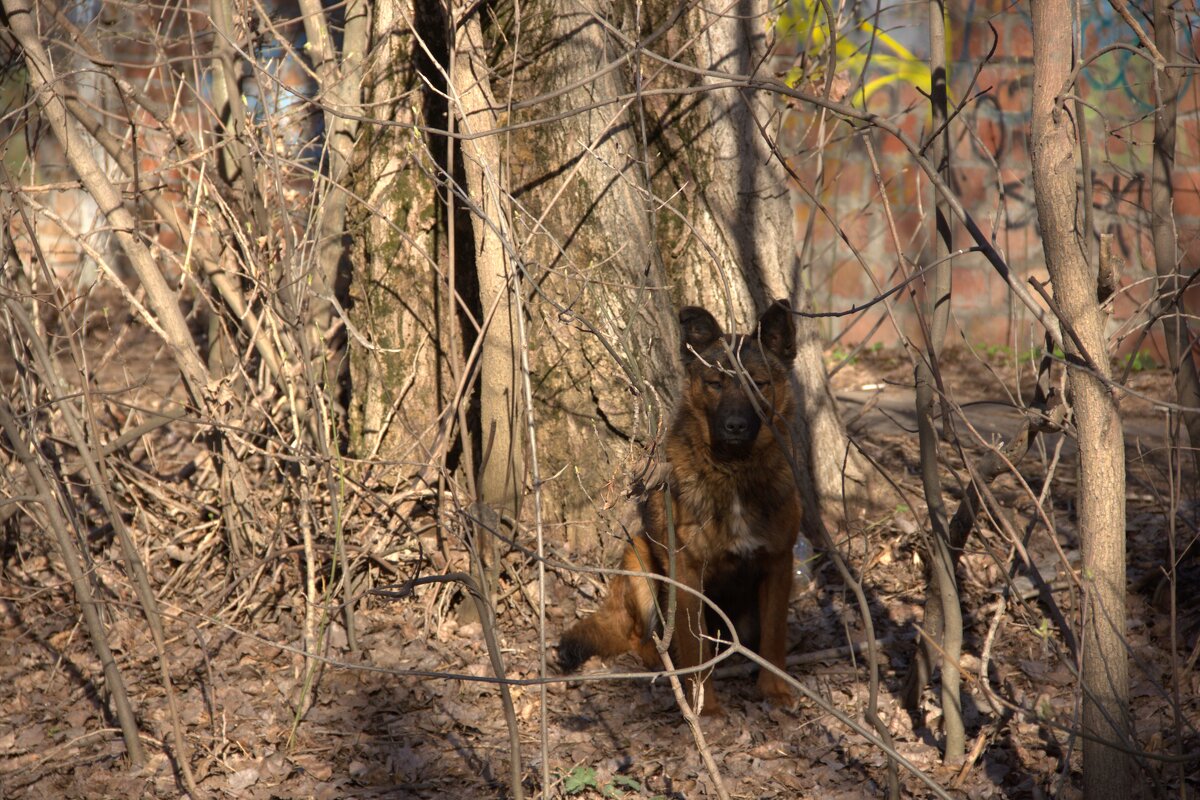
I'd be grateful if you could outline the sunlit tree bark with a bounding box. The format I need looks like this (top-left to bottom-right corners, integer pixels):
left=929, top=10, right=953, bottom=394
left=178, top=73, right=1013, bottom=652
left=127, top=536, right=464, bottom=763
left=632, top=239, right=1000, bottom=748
left=1030, top=3, right=1132, bottom=796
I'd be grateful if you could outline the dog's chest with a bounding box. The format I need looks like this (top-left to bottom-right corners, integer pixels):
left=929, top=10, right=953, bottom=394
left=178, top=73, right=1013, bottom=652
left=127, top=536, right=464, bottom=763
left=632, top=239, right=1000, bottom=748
left=673, top=473, right=789, bottom=559
left=723, top=493, right=768, bottom=556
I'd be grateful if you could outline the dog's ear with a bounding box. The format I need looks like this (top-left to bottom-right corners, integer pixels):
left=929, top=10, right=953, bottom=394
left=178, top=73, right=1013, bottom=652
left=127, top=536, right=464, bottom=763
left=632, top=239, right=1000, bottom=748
left=756, top=299, right=797, bottom=365
left=679, top=306, right=723, bottom=362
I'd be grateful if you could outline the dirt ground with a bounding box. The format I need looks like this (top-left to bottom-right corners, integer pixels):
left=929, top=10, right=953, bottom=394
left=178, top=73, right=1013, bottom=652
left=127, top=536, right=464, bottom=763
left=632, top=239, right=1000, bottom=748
left=2, top=343, right=1199, bottom=799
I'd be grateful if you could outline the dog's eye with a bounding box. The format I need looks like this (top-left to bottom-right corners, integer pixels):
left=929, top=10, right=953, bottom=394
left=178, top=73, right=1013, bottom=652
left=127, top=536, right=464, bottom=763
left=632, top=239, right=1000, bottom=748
left=754, top=380, right=769, bottom=390
left=705, top=377, right=722, bottom=389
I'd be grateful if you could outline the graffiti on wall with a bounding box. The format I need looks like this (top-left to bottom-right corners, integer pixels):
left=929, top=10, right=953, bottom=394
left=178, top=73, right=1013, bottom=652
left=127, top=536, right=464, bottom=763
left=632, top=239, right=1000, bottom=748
left=780, top=0, right=1193, bottom=347
left=778, top=0, right=935, bottom=104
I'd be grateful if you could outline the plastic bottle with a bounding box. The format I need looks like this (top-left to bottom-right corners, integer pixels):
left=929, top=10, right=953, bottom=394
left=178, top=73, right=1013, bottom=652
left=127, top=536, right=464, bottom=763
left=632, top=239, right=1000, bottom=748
left=793, top=536, right=815, bottom=595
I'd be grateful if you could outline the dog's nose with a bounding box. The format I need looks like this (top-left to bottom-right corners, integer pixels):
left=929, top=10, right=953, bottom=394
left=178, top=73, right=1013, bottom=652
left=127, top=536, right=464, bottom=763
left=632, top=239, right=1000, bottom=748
left=723, top=416, right=749, bottom=436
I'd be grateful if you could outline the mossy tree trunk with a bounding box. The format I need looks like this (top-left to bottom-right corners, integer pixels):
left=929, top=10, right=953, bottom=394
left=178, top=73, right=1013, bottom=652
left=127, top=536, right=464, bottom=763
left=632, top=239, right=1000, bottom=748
left=347, top=1, right=450, bottom=466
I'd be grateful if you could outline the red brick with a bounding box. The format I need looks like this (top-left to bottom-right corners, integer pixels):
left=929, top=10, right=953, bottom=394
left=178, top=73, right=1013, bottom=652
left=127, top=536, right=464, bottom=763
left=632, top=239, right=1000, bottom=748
left=879, top=125, right=912, bottom=159
left=884, top=167, right=922, bottom=211
left=960, top=0, right=1010, bottom=15
left=982, top=263, right=1015, bottom=309
left=794, top=202, right=811, bottom=235
left=1172, top=169, right=1200, bottom=224
left=1094, top=173, right=1147, bottom=222
left=1130, top=228, right=1154, bottom=269
left=1178, top=224, right=1200, bottom=266
left=829, top=259, right=865, bottom=300
left=960, top=310, right=1014, bottom=348
left=157, top=228, right=181, bottom=252
left=1110, top=278, right=1146, bottom=323
left=833, top=158, right=868, bottom=199
left=906, top=265, right=937, bottom=312
left=834, top=309, right=901, bottom=348
left=1004, top=15, right=1035, bottom=60
left=1099, top=86, right=1140, bottom=122
left=1002, top=233, right=1034, bottom=269
left=1182, top=283, right=1200, bottom=317
left=972, top=113, right=1006, bottom=161
left=995, top=71, right=1030, bottom=116
left=850, top=304, right=919, bottom=350
left=951, top=263, right=1003, bottom=311
left=1111, top=267, right=1157, bottom=323
left=955, top=164, right=994, bottom=216
left=1104, top=130, right=1133, bottom=160
left=891, top=209, right=927, bottom=250
left=997, top=166, right=1027, bottom=193
left=899, top=304, right=930, bottom=345
left=1008, top=125, right=1031, bottom=162
left=848, top=211, right=878, bottom=255
left=1174, top=80, right=1200, bottom=116
left=1178, top=113, right=1200, bottom=162
left=966, top=19, right=997, bottom=62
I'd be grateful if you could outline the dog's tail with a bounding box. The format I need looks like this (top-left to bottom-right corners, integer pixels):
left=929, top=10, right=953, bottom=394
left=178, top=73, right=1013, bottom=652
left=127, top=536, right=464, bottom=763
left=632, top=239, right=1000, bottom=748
left=557, top=539, right=659, bottom=672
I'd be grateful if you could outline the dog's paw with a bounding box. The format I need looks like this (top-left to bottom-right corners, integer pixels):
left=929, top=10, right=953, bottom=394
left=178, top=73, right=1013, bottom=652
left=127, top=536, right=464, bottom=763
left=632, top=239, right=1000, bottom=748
left=554, top=635, right=589, bottom=674
left=757, top=672, right=797, bottom=707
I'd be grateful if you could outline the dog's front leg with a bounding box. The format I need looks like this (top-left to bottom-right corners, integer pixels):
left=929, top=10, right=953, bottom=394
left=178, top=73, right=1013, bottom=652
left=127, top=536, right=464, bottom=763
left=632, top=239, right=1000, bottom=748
left=670, top=559, right=723, bottom=716
left=756, top=550, right=796, bottom=705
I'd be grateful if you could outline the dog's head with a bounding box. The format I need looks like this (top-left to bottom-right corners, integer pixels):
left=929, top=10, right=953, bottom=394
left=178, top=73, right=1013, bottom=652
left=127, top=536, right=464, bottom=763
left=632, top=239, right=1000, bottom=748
left=678, top=300, right=797, bottom=461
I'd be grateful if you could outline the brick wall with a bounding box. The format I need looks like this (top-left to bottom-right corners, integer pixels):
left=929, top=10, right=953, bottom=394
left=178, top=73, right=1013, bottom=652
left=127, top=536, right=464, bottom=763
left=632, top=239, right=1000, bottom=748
left=784, top=0, right=1199, bottom=358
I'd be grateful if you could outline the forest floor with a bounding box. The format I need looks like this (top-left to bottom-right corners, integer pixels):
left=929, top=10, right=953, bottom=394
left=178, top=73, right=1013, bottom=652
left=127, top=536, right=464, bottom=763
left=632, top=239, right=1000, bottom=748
left=2, top=343, right=1199, bottom=799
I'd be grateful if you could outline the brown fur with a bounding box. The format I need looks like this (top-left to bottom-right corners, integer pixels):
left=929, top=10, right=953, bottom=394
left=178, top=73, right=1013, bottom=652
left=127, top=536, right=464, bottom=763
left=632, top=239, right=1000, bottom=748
left=558, top=300, right=804, bottom=714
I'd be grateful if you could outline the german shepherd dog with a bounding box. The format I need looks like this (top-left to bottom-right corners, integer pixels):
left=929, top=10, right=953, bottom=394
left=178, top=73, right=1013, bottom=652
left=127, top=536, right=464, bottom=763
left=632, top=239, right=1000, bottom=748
left=558, top=300, right=803, bottom=714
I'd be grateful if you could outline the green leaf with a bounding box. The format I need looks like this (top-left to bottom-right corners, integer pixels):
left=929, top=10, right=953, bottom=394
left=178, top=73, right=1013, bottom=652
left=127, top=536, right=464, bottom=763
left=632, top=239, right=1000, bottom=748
left=564, top=766, right=598, bottom=795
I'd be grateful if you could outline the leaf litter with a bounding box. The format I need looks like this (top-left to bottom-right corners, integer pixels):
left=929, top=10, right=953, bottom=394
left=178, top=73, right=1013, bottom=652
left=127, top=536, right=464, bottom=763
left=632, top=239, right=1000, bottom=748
left=1, top=350, right=1198, bottom=798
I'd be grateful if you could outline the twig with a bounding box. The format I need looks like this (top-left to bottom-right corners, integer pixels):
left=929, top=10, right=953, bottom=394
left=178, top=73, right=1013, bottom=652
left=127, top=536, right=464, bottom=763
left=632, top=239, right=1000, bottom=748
left=978, top=596, right=1007, bottom=718
left=1107, top=0, right=1167, bottom=65
left=0, top=398, right=146, bottom=765
left=712, top=636, right=895, bottom=678
left=657, top=645, right=732, bottom=800
left=1027, top=277, right=1105, bottom=377
left=5, top=299, right=198, bottom=794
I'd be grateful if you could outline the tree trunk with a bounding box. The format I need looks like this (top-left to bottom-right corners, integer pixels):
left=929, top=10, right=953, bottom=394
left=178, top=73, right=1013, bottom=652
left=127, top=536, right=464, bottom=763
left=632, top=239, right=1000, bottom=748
left=1030, top=3, right=1132, bottom=796
left=1151, top=0, right=1200, bottom=474
left=347, top=1, right=448, bottom=465
left=452, top=7, right=524, bottom=520
left=914, top=0, right=964, bottom=761
left=298, top=0, right=366, bottom=321
left=506, top=0, right=679, bottom=533
left=450, top=6, right=525, bottom=596
left=349, top=0, right=867, bottom=536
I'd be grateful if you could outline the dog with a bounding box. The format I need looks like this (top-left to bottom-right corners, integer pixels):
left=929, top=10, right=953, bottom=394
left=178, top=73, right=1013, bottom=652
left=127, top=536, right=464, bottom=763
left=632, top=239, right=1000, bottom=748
left=558, top=300, right=803, bottom=714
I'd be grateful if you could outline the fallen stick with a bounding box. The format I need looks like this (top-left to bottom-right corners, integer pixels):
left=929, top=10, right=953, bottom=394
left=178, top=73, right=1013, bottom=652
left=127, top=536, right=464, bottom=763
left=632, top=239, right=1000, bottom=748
left=712, top=636, right=895, bottom=678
